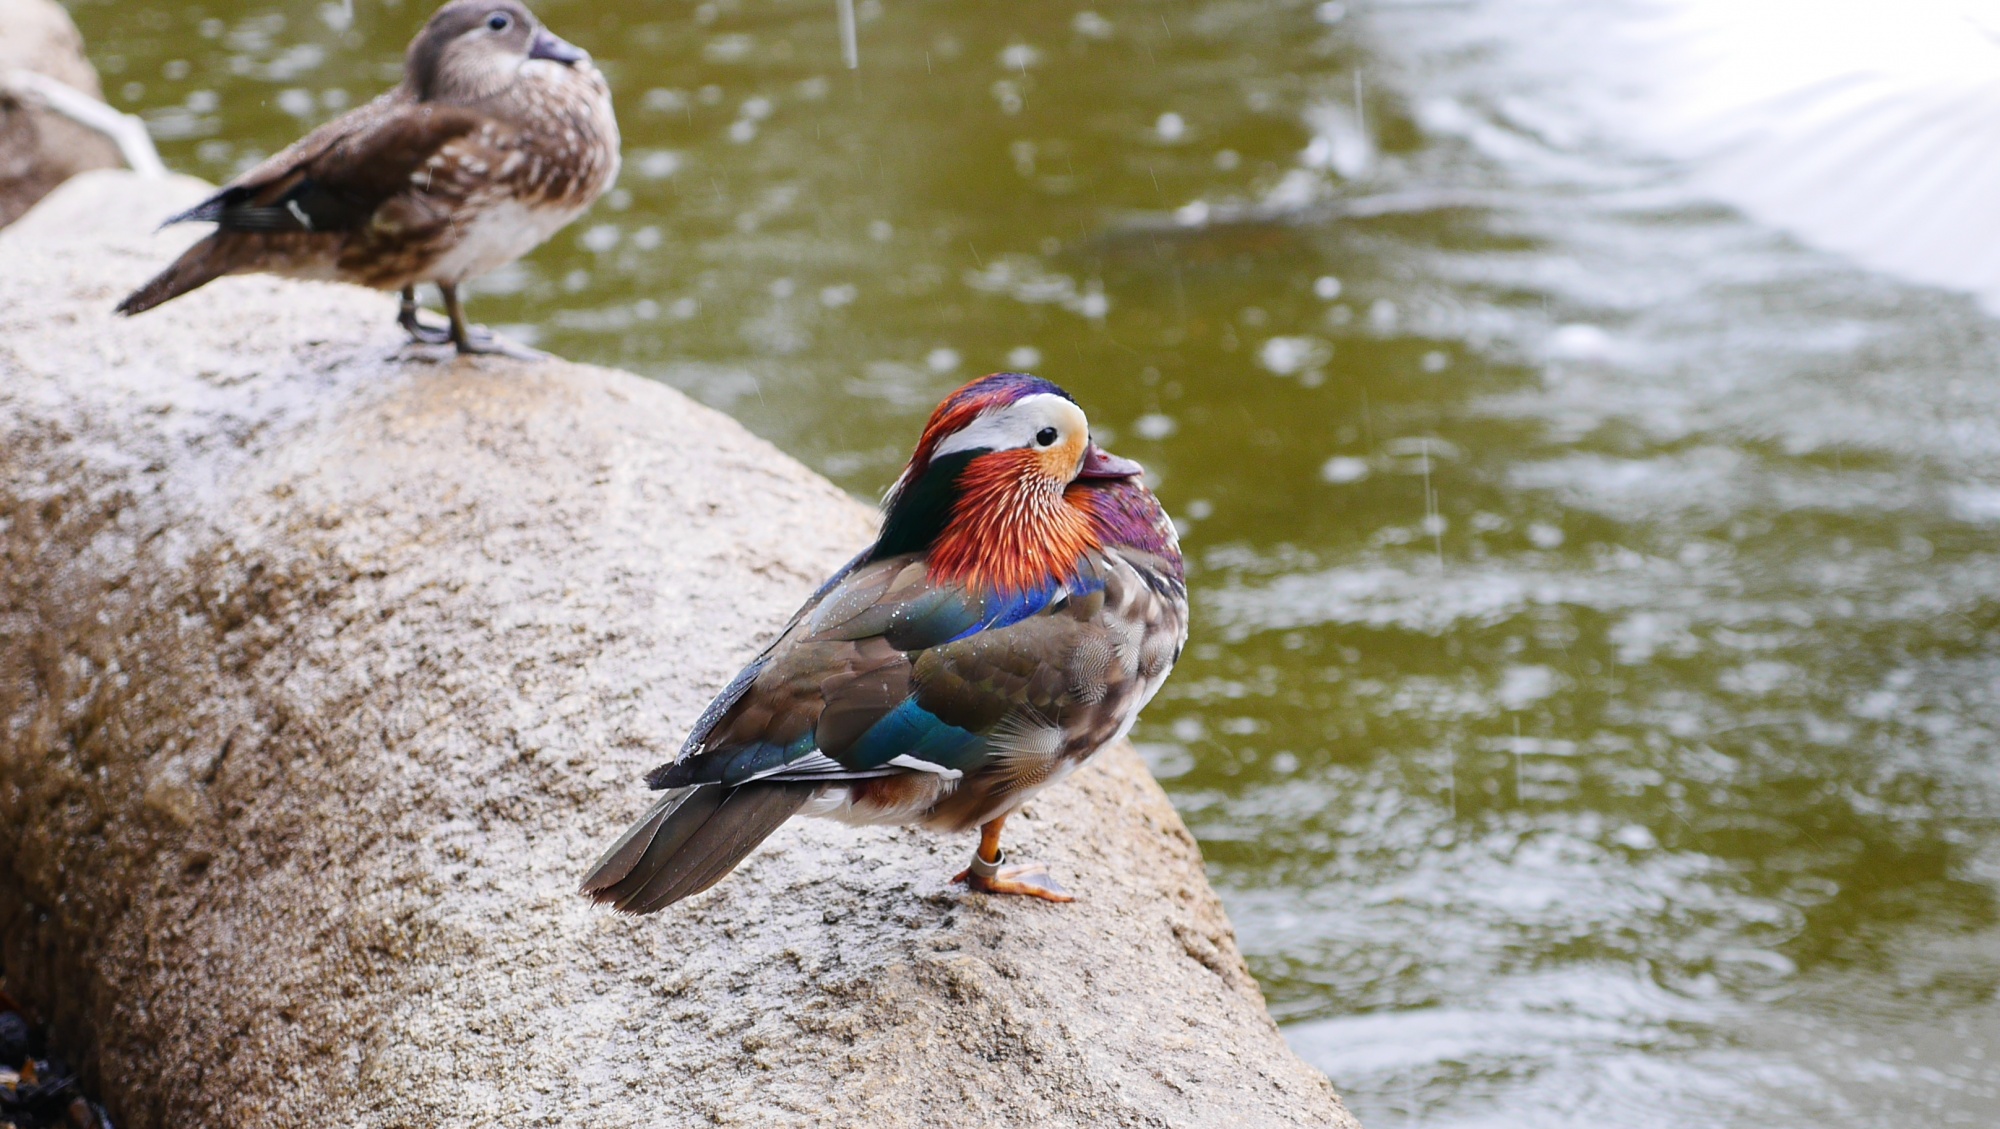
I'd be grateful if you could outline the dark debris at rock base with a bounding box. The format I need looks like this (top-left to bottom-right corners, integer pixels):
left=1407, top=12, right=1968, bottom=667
left=0, top=989, right=111, bottom=1129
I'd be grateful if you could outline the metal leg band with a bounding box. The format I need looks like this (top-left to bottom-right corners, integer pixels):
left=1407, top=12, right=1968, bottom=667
left=968, top=849, right=1007, bottom=880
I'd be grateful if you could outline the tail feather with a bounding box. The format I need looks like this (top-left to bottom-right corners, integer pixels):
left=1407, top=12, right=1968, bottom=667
left=116, top=234, right=234, bottom=316
left=581, top=783, right=818, bottom=914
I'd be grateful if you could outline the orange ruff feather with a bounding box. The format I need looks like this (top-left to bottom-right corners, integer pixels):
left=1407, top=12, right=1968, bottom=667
left=928, top=449, right=1097, bottom=593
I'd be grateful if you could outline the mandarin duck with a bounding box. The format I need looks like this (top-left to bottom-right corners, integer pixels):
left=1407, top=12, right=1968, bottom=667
left=583, top=373, right=1189, bottom=910
left=115, top=0, right=619, bottom=357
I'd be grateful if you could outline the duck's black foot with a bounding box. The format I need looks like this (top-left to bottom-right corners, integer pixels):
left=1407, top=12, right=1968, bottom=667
left=437, top=281, right=545, bottom=360
left=452, top=325, right=547, bottom=360
left=397, top=286, right=453, bottom=345
left=402, top=318, right=453, bottom=346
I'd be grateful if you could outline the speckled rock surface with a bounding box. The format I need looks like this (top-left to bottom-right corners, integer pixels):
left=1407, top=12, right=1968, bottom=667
left=0, top=171, right=1358, bottom=1129
left=0, top=0, right=121, bottom=227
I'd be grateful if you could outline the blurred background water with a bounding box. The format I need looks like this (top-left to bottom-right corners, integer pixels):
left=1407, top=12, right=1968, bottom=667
left=64, top=0, right=2000, bottom=1124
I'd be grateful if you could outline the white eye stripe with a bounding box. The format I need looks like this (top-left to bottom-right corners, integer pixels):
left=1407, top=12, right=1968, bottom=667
left=931, top=394, right=1086, bottom=459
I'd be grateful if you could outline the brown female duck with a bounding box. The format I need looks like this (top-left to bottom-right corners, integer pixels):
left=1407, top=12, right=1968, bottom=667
left=116, top=0, right=619, bottom=357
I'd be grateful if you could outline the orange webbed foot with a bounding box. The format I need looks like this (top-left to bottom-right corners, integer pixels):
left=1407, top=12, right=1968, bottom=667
left=953, top=851, right=1075, bottom=902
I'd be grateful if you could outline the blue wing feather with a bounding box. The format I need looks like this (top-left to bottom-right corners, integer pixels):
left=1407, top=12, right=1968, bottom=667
left=943, top=573, right=1106, bottom=642
left=840, top=699, right=987, bottom=772
left=713, top=731, right=821, bottom=785
left=884, top=585, right=988, bottom=648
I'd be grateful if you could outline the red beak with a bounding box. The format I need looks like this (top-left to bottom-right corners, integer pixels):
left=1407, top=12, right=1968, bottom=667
left=1078, top=443, right=1144, bottom=480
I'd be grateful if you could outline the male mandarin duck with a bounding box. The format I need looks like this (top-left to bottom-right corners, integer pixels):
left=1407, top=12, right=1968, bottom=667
left=115, top=0, right=619, bottom=357
left=583, top=373, right=1189, bottom=910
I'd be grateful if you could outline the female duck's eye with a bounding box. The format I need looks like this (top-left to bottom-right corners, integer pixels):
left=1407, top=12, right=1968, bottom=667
left=488, top=13, right=511, bottom=30
left=1036, top=426, right=1059, bottom=447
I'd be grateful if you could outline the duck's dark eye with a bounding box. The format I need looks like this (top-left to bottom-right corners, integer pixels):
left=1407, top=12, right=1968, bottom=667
left=488, top=13, right=511, bottom=30
left=1036, top=426, right=1059, bottom=447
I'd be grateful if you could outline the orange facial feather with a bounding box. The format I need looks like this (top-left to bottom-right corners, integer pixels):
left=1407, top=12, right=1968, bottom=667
left=927, top=449, right=1098, bottom=593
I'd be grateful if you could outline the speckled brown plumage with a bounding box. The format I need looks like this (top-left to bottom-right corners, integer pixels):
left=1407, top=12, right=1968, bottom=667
left=116, top=0, right=618, bottom=355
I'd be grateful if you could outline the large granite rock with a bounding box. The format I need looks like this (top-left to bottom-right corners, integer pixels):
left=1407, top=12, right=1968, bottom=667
left=0, top=171, right=1357, bottom=1129
left=0, top=0, right=122, bottom=227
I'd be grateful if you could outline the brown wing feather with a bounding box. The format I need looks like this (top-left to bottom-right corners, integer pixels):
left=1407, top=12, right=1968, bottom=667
left=580, top=782, right=819, bottom=913
left=234, top=102, right=495, bottom=233
left=223, top=89, right=416, bottom=195
left=121, top=95, right=502, bottom=312
left=913, top=612, right=1095, bottom=731
left=665, top=555, right=948, bottom=780
left=813, top=637, right=915, bottom=758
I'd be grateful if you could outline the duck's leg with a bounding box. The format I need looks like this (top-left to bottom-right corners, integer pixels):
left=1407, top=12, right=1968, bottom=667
left=397, top=285, right=453, bottom=345
left=441, top=283, right=545, bottom=360
left=953, top=814, right=1073, bottom=902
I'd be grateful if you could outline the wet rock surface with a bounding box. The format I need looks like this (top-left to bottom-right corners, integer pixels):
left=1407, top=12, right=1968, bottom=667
left=0, top=0, right=121, bottom=227
left=0, top=172, right=1356, bottom=1129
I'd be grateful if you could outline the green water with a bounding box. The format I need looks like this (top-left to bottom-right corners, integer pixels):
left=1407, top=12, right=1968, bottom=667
left=68, top=0, right=2000, bottom=1124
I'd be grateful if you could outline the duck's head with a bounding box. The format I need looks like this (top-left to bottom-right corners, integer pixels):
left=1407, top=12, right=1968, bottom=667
left=875, top=373, right=1144, bottom=583
left=408, top=0, right=587, bottom=103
